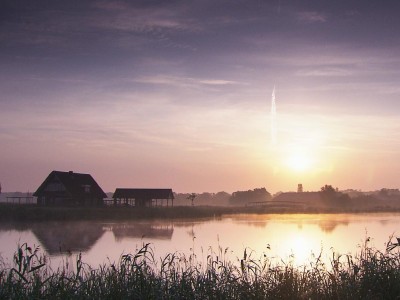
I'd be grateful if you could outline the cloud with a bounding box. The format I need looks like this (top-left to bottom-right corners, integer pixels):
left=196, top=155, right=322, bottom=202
left=0, top=1, right=201, bottom=52
left=92, top=1, right=201, bottom=33
left=88, top=2, right=203, bottom=51
left=198, top=79, right=239, bottom=85
left=297, top=11, right=327, bottom=23
left=132, top=75, right=239, bottom=88
left=296, top=67, right=352, bottom=77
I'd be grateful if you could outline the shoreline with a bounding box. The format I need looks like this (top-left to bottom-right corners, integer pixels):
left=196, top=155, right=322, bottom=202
left=1, top=204, right=400, bottom=222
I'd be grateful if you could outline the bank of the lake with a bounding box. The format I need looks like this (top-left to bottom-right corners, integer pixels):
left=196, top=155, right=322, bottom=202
left=1, top=204, right=400, bottom=222
left=0, top=205, right=242, bottom=222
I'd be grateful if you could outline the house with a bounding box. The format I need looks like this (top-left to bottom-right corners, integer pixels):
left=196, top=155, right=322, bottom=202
left=112, top=188, right=174, bottom=207
left=33, top=171, right=107, bottom=206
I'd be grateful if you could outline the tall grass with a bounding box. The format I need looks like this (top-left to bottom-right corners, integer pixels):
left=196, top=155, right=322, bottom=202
left=2, top=238, right=400, bottom=299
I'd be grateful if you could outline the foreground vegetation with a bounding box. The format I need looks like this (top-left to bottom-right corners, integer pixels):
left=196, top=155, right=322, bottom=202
left=2, top=239, right=400, bottom=299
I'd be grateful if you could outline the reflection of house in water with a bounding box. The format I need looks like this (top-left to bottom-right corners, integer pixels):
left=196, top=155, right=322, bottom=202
left=31, top=222, right=105, bottom=255
left=109, top=223, right=174, bottom=241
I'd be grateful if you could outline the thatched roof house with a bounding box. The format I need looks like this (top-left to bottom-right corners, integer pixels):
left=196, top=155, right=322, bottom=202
left=33, top=170, right=107, bottom=206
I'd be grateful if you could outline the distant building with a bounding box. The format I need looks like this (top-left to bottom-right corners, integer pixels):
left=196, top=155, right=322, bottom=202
left=272, top=192, right=321, bottom=209
left=112, top=188, right=174, bottom=207
left=33, top=171, right=107, bottom=206
left=297, top=184, right=303, bottom=193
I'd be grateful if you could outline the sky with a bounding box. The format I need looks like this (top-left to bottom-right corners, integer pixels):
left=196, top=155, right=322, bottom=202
left=1, top=0, right=400, bottom=194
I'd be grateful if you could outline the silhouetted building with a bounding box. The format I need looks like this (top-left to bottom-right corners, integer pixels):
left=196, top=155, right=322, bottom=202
left=33, top=171, right=107, bottom=206
left=297, top=184, right=303, bottom=193
left=113, top=188, right=174, bottom=207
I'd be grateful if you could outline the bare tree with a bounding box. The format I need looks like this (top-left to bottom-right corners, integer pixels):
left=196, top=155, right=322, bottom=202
left=187, top=193, right=197, bottom=206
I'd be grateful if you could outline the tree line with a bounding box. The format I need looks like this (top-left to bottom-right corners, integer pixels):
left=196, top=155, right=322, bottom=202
left=174, top=188, right=272, bottom=206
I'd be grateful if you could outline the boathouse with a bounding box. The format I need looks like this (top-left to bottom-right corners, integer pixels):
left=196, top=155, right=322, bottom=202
left=33, top=170, right=107, bottom=206
left=112, top=188, right=174, bottom=207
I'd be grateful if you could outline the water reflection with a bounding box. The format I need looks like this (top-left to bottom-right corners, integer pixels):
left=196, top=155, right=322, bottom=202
left=0, top=222, right=32, bottom=232
left=229, top=214, right=269, bottom=228
left=317, top=219, right=349, bottom=233
left=1, top=213, right=400, bottom=270
left=227, top=214, right=351, bottom=232
left=31, top=222, right=105, bottom=255
left=107, top=223, right=174, bottom=241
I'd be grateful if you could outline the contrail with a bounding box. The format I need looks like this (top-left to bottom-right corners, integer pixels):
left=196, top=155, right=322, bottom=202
left=271, top=86, right=277, bottom=146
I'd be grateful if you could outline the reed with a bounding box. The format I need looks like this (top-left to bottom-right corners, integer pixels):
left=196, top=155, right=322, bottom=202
left=1, top=238, right=400, bottom=299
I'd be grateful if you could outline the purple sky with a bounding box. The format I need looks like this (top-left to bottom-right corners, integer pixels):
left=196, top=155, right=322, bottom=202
left=1, top=0, right=400, bottom=193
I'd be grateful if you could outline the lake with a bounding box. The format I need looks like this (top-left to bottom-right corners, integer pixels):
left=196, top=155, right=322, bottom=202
left=1, top=213, right=399, bottom=270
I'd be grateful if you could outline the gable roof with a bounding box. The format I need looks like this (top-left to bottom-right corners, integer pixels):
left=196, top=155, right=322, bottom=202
left=113, top=188, right=174, bottom=200
left=33, top=171, right=107, bottom=199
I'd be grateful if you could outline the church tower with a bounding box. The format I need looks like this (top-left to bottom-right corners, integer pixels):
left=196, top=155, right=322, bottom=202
left=297, top=184, right=303, bottom=193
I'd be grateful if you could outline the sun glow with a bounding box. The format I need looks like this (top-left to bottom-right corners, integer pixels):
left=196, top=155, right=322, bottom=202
left=279, top=125, right=326, bottom=174
left=275, top=230, right=321, bottom=266
left=286, top=151, right=314, bottom=172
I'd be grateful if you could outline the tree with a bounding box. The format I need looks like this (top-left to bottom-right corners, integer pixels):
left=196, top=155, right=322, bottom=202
left=320, top=185, right=350, bottom=207
left=229, top=188, right=272, bottom=206
left=187, top=193, right=197, bottom=206
left=320, top=185, right=336, bottom=200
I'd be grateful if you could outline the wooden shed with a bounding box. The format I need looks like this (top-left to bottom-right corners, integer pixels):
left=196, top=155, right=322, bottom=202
left=112, top=188, right=174, bottom=207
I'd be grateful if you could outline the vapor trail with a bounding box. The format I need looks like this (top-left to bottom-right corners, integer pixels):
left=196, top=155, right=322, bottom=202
left=271, top=86, right=277, bottom=146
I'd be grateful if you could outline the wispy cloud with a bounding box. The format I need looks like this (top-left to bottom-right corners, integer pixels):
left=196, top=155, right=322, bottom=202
left=132, top=75, right=240, bottom=88
left=92, top=1, right=201, bottom=33
left=297, top=11, right=327, bottom=23
left=297, top=67, right=353, bottom=77
left=89, top=3, right=201, bottom=50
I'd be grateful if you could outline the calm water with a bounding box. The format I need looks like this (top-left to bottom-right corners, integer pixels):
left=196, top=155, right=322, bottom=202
left=1, top=213, right=399, bottom=269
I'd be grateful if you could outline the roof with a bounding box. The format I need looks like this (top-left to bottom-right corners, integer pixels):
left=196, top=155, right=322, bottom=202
left=33, top=171, right=107, bottom=199
left=113, top=188, right=174, bottom=200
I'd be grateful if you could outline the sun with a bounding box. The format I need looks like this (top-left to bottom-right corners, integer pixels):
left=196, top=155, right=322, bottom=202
left=286, top=151, right=313, bottom=172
